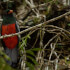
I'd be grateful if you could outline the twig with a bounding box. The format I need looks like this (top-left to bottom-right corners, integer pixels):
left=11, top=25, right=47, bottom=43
left=0, top=11, right=70, bottom=39
left=22, top=10, right=32, bottom=21
left=49, top=43, right=56, bottom=60
left=47, top=37, right=59, bottom=70
left=21, top=46, right=26, bottom=70
left=45, top=25, right=70, bottom=35
left=42, top=33, right=60, bottom=50
left=32, top=31, right=40, bottom=48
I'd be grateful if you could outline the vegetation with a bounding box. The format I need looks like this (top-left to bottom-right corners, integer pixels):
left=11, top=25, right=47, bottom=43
left=0, top=0, right=70, bottom=70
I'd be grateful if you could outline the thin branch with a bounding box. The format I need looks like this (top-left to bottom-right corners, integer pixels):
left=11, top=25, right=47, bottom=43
left=43, top=33, right=60, bottom=50
left=0, top=11, right=70, bottom=39
left=45, top=25, right=70, bottom=35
